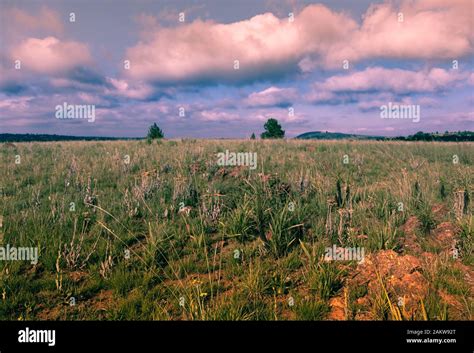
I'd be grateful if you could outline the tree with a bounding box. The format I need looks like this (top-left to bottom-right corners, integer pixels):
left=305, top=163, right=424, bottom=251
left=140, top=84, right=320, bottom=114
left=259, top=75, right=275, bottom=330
left=250, top=133, right=256, bottom=140
left=147, top=123, right=164, bottom=140
left=260, top=118, right=285, bottom=139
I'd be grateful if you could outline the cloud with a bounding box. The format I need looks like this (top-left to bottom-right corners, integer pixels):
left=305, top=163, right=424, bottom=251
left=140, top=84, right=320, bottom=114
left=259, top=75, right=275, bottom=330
left=105, top=78, right=156, bottom=100
left=1, top=7, right=64, bottom=39
left=323, top=0, right=474, bottom=67
left=348, top=0, right=474, bottom=60
left=244, top=86, right=297, bottom=107
left=124, top=1, right=473, bottom=85
left=307, top=67, right=467, bottom=104
left=10, top=37, right=93, bottom=75
left=1, top=1, right=473, bottom=137
left=1, top=7, right=98, bottom=95
left=253, top=108, right=306, bottom=124
left=124, top=4, right=355, bottom=84
left=429, top=111, right=474, bottom=127
left=198, top=110, right=240, bottom=122
left=0, top=65, right=28, bottom=95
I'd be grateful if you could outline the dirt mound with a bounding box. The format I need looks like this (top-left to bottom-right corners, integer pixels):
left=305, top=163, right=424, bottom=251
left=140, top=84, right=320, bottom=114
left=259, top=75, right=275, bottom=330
left=37, top=306, right=63, bottom=320
left=89, top=289, right=114, bottom=312
left=431, top=204, right=448, bottom=219
left=37, top=289, right=115, bottom=320
left=453, top=262, right=474, bottom=290
left=438, top=290, right=463, bottom=312
left=400, top=216, right=423, bottom=254
left=430, top=222, right=459, bottom=252
left=69, top=271, right=88, bottom=283
left=328, top=295, right=346, bottom=320
left=348, top=250, right=428, bottom=319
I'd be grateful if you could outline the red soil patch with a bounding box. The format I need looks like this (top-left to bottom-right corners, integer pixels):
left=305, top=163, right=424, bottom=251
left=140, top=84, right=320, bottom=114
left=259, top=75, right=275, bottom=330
left=453, top=262, right=474, bottom=290
left=68, top=271, right=88, bottom=283
left=37, top=289, right=115, bottom=320
left=430, top=222, right=459, bottom=252
left=438, top=290, right=463, bottom=311
left=88, top=289, right=114, bottom=312
left=348, top=250, right=429, bottom=319
left=431, top=204, right=448, bottom=219
left=328, top=295, right=346, bottom=321
left=400, top=216, right=423, bottom=254
left=37, top=305, right=64, bottom=320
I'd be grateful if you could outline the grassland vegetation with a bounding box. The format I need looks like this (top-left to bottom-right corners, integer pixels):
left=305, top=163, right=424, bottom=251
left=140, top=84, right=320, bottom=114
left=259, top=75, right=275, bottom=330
left=0, top=139, right=472, bottom=320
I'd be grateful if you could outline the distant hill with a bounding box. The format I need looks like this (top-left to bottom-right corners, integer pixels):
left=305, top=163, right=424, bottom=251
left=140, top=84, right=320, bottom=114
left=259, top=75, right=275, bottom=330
left=296, top=131, right=385, bottom=140
left=0, top=133, right=139, bottom=143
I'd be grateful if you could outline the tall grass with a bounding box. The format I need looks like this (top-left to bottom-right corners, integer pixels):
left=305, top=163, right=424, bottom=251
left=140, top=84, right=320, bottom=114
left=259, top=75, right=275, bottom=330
left=0, top=139, right=472, bottom=320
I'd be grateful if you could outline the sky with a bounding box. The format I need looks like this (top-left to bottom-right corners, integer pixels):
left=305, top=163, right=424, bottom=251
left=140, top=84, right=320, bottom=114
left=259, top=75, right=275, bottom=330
left=0, top=0, right=473, bottom=138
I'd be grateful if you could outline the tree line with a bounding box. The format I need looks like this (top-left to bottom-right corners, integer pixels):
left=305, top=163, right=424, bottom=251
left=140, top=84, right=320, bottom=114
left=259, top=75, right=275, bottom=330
left=393, top=131, right=474, bottom=142
left=2, top=122, right=472, bottom=142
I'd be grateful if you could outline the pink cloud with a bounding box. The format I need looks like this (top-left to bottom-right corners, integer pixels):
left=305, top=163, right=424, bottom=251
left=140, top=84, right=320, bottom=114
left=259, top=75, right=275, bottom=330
left=310, top=67, right=466, bottom=99
left=254, top=108, right=305, bottom=124
left=1, top=7, right=64, bottom=38
left=325, top=0, right=473, bottom=66
left=124, top=4, right=355, bottom=83
left=305, top=90, right=337, bottom=104
left=429, top=111, right=474, bottom=126
left=105, top=78, right=155, bottom=100
left=10, top=37, right=92, bottom=75
left=0, top=96, right=33, bottom=111
left=124, top=1, right=473, bottom=83
left=198, top=110, right=240, bottom=122
left=244, top=86, right=297, bottom=107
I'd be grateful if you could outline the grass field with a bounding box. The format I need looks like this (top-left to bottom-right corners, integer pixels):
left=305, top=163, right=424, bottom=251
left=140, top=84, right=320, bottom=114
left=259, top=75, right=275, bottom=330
left=0, top=139, right=472, bottom=320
